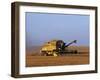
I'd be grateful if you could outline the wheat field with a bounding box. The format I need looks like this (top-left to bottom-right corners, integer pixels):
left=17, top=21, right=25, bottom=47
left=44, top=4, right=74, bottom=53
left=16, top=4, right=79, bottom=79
left=26, top=46, right=89, bottom=67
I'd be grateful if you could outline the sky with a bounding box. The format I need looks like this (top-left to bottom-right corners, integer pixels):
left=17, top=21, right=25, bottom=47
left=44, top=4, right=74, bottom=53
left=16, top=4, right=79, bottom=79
left=25, top=12, right=89, bottom=48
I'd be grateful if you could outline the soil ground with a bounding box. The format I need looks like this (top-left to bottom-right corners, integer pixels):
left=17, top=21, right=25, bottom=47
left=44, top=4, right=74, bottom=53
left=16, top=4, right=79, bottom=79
left=26, top=46, right=89, bottom=67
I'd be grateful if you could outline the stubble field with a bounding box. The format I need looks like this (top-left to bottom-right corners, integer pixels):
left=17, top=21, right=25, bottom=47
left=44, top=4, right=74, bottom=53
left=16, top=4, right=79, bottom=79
left=26, top=46, right=89, bottom=67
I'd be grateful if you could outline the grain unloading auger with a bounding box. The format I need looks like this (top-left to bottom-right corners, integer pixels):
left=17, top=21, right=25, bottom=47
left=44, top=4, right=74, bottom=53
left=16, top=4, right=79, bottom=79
left=40, top=40, right=77, bottom=56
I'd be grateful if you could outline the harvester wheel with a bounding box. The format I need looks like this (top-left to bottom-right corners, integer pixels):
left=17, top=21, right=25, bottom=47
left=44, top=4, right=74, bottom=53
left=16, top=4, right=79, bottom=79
left=74, top=50, right=77, bottom=54
left=41, top=51, right=48, bottom=56
left=52, top=51, right=58, bottom=56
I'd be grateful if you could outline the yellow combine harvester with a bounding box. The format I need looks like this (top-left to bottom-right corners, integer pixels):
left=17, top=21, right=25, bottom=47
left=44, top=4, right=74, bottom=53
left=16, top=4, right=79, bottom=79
left=40, top=40, right=77, bottom=56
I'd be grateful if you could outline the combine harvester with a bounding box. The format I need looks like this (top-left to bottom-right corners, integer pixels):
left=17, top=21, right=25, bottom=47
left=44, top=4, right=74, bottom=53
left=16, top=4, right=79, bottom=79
left=40, top=40, right=78, bottom=56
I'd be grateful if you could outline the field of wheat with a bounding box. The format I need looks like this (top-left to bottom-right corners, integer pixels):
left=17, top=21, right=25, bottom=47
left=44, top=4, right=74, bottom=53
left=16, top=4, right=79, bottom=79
left=26, top=46, right=89, bottom=67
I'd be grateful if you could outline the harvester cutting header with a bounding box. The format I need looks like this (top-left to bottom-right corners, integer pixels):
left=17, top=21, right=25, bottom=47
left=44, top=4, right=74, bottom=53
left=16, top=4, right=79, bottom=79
left=40, top=40, right=77, bottom=56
